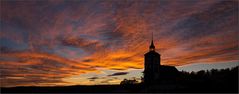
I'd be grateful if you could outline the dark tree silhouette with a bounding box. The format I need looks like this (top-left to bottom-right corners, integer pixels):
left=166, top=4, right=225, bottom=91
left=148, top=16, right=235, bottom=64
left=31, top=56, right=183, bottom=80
left=120, top=78, right=138, bottom=85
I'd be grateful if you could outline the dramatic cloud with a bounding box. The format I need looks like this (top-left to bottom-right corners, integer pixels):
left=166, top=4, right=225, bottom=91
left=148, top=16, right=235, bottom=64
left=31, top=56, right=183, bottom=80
left=0, top=0, right=238, bottom=87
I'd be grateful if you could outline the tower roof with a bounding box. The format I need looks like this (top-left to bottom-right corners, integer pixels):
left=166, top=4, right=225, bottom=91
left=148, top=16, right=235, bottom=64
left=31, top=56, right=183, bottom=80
left=150, top=39, right=155, bottom=49
left=149, top=32, right=155, bottom=51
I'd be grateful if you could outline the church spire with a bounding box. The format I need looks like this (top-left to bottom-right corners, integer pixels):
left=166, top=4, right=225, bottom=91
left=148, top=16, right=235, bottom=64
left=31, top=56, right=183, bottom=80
left=149, top=32, right=155, bottom=51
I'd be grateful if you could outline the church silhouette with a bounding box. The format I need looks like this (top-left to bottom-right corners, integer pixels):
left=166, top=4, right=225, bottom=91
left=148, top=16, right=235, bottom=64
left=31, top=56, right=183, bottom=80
left=144, top=34, right=179, bottom=85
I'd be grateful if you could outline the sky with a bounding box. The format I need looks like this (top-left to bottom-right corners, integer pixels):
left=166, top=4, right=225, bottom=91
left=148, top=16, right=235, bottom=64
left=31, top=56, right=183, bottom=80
left=0, top=0, right=238, bottom=87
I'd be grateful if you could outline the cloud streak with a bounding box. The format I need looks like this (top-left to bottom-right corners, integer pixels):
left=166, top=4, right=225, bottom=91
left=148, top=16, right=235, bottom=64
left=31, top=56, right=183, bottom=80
left=108, top=72, right=128, bottom=76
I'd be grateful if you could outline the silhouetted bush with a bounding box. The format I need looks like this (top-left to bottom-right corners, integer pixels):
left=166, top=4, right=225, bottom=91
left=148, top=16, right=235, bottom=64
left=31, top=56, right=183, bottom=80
left=139, top=66, right=238, bottom=93
left=120, top=78, right=138, bottom=85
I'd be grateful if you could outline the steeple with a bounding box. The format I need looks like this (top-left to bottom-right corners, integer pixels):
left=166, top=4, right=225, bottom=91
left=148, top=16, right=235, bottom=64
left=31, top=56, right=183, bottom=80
left=149, top=32, right=155, bottom=51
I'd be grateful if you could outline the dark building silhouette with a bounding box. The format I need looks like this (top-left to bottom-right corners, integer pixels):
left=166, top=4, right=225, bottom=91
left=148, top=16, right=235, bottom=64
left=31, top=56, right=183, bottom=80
left=144, top=38, right=160, bottom=84
left=144, top=35, right=179, bottom=85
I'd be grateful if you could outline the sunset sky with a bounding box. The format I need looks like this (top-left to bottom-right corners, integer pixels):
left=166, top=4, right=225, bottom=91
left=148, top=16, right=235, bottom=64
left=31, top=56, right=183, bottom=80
left=0, top=0, right=238, bottom=87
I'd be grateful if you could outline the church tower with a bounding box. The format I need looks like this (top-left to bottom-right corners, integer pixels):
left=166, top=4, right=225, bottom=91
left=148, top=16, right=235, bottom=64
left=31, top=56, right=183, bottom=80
left=144, top=33, right=161, bottom=84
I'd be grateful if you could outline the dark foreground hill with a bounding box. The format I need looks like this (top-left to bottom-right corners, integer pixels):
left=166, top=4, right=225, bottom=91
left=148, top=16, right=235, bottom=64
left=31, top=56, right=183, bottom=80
left=1, top=66, right=238, bottom=93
